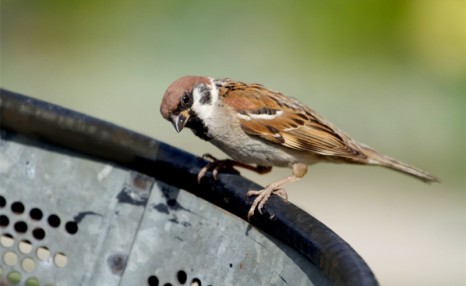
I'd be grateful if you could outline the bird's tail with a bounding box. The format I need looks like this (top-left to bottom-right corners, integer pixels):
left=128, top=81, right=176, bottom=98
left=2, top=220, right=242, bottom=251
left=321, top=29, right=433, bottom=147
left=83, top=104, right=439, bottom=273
left=360, top=145, right=439, bottom=183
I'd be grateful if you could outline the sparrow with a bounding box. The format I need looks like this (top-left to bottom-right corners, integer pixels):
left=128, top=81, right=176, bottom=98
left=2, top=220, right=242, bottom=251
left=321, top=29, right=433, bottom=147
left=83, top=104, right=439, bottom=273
left=160, top=76, right=438, bottom=219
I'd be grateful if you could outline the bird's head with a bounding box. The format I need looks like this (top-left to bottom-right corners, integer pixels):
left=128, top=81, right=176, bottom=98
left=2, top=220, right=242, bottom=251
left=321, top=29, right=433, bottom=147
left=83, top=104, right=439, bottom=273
left=160, top=76, right=213, bottom=133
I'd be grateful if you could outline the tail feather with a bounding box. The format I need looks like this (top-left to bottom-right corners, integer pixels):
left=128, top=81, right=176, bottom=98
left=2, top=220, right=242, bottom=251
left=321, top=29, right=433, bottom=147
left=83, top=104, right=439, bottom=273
left=360, top=145, right=439, bottom=183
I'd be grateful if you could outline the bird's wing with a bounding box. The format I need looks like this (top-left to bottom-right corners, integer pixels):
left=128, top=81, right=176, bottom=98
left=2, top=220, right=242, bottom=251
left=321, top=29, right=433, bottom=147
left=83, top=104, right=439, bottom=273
left=220, top=81, right=366, bottom=160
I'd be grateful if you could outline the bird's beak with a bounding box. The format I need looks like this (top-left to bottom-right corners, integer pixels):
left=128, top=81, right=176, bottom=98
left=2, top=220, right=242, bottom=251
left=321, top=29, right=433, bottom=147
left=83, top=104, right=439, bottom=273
left=171, top=110, right=190, bottom=133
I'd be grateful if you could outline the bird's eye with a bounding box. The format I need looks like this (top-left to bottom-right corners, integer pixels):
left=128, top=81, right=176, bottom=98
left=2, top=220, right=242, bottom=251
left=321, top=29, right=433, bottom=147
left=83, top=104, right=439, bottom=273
left=181, top=93, right=192, bottom=108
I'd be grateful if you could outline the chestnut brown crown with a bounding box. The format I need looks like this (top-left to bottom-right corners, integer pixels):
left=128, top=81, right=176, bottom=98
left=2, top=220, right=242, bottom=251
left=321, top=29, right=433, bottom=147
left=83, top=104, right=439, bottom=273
left=160, top=76, right=210, bottom=120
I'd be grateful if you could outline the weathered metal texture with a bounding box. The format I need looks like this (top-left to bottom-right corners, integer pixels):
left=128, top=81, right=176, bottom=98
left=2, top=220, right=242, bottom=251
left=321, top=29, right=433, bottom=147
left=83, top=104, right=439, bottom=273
left=0, top=131, right=327, bottom=285
left=0, top=89, right=378, bottom=285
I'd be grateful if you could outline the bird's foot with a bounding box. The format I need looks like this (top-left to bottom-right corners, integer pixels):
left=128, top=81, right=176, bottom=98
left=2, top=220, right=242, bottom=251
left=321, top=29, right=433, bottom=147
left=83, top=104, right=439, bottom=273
left=197, top=154, right=238, bottom=183
left=246, top=187, right=288, bottom=220
left=197, top=154, right=272, bottom=183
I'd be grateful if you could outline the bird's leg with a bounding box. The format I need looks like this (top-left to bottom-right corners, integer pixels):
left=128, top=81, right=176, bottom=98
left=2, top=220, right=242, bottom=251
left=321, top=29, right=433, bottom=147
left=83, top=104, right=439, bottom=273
left=246, top=163, right=308, bottom=220
left=197, top=153, right=272, bottom=183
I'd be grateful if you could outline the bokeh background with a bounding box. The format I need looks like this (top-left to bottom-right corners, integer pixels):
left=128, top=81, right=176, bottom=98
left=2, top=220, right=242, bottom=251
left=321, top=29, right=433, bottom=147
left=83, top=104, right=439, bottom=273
left=1, top=1, right=464, bottom=285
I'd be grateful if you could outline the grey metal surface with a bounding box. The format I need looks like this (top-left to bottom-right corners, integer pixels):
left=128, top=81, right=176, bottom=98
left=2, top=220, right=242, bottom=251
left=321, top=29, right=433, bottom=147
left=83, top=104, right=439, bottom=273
left=0, top=131, right=329, bottom=285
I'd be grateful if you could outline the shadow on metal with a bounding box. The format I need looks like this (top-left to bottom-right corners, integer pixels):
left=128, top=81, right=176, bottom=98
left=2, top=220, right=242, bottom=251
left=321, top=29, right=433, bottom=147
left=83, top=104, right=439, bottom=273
left=0, top=89, right=378, bottom=285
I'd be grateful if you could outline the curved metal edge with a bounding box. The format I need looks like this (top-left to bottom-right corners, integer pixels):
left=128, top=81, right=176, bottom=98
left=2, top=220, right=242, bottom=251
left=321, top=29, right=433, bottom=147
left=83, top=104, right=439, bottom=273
left=0, top=88, right=378, bottom=286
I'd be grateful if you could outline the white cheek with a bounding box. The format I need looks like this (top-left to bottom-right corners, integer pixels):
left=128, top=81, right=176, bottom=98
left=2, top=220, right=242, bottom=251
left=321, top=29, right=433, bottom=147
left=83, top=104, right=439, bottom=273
left=192, top=79, right=219, bottom=120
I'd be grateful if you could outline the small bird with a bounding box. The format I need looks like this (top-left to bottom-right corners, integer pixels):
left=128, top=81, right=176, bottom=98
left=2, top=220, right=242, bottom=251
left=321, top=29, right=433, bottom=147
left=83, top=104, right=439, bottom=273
left=160, top=76, right=438, bottom=219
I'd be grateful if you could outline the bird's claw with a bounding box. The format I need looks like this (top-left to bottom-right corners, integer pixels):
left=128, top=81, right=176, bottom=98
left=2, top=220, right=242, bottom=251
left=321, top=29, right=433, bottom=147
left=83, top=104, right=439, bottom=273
left=246, top=187, right=288, bottom=220
left=197, top=154, right=238, bottom=183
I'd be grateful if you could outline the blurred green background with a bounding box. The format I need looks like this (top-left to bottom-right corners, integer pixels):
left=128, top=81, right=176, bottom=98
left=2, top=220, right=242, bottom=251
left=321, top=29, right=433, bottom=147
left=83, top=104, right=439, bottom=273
left=1, top=1, right=464, bottom=285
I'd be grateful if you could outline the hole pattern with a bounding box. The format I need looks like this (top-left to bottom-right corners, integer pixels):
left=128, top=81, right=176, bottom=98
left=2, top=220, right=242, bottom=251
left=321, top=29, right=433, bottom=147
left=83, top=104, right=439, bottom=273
left=25, top=277, right=40, bottom=286
left=65, top=221, right=78, bottom=234
left=4, top=251, right=18, bottom=266
left=32, top=227, right=46, bottom=240
left=22, top=257, right=37, bottom=272
left=54, top=252, right=68, bottom=268
left=147, top=275, right=159, bottom=286
left=1, top=198, right=79, bottom=239
left=177, top=270, right=187, bottom=284
left=0, top=197, right=75, bottom=283
left=19, top=240, right=33, bottom=254
left=1, top=233, right=14, bottom=247
left=147, top=270, right=209, bottom=286
left=36, top=246, right=50, bottom=261
left=47, top=214, right=60, bottom=228
left=11, top=201, right=25, bottom=214
left=0, top=214, right=9, bottom=227
left=14, top=221, right=28, bottom=233
left=7, top=270, right=21, bottom=284
left=29, top=208, right=43, bottom=221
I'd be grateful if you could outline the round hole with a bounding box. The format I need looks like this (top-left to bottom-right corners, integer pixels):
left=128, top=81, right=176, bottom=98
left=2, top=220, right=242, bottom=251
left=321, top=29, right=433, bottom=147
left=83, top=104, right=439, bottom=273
left=1, top=233, right=15, bottom=247
left=25, top=277, right=40, bottom=286
left=21, top=257, right=37, bottom=273
left=163, top=284, right=172, bottom=286
left=147, top=275, right=159, bottom=286
left=0, top=214, right=9, bottom=227
left=7, top=270, right=21, bottom=284
left=11, top=201, right=25, bottom=214
left=65, top=221, right=78, bottom=234
left=0, top=195, right=6, bottom=208
left=191, top=278, right=202, bottom=286
left=3, top=251, right=18, bottom=266
left=29, top=208, right=43, bottom=220
left=14, top=221, right=28, bottom=233
left=19, top=240, right=33, bottom=254
left=32, top=227, right=45, bottom=240
left=47, top=214, right=60, bottom=228
left=36, top=246, right=50, bottom=261
left=54, top=252, right=67, bottom=268
left=177, top=270, right=187, bottom=284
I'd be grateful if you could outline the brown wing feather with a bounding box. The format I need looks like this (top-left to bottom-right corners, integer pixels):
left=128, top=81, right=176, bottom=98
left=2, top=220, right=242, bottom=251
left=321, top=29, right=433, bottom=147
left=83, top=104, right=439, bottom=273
left=220, top=81, right=366, bottom=161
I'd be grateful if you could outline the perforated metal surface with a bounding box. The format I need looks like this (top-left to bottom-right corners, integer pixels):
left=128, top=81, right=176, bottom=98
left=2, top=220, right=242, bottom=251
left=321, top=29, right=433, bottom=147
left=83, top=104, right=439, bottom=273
left=0, top=131, right=329, bottom=285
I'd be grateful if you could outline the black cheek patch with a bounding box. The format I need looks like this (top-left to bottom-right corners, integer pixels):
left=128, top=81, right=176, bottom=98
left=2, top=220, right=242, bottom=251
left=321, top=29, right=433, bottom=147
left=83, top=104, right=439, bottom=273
left=198, top=85, right=212, bottom=105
